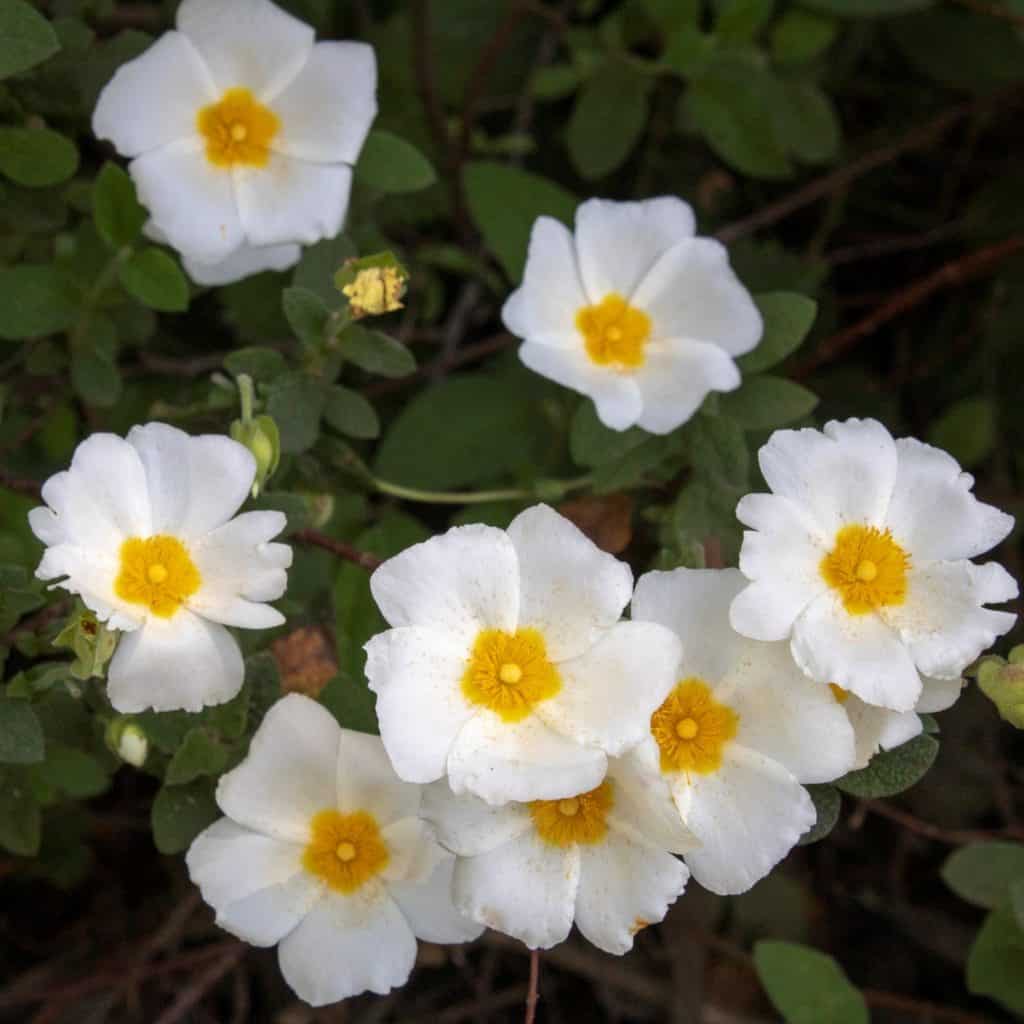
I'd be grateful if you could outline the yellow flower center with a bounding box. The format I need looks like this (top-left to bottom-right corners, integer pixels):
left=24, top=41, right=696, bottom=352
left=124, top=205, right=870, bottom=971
left=114, top=535, right=201, bottom=618
left=829, top=683, right=850, bottom=704
left=530, top=781, right=613, bottom=848
left=303, top=809, right=389, bottom=893
left=576, top=293, right=651, bottom=369
left=651, top=678, right=738, bottom=776
left=197, top=87, right=280, bottom=169
left=820, top=524, right=910, bottom=615
left=461, top=628, right=561, bottom=722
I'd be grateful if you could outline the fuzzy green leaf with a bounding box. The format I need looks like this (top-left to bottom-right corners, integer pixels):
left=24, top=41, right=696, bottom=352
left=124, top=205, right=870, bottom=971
left=942, top=842, right=1024, bottom=910
left=739, top=292, right=818, bottom=372
left=0, top=264, right=78, bottom=340
left=967, top=907, right=1024, bottom=1017
left=754, top=941, right=868, bottom=1024
left=356, top=130, right=437, bottom=193
left=799, top=785, right=841, bottom=846
left=165, top=728, right=228, bottom=786
left=151, top=780, right=219, bottom=854
left=719, top=375, right=819, bottom=430
left=0, top=127, right=78, bottom=187
left=118, top=248, right=189, bottom=313
left=323, top=384, right=380, bottom=440
left=339, top=324, right=416, bottom=378
left=0, top=695, right=44, bottom=764
left=836, top=734, right=938, bottom=798
left=93, top=161, right=146, bottom=248
left=267, top=371, right=326, bottom=454
left=0, top=0, right=60, bottom=79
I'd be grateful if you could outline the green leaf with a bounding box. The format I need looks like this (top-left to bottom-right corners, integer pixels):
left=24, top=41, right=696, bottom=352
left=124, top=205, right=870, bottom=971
left=0, top=766, right=40, bottom=855
left=118, top=248, right=189, bottom=313
left=0, top=264, right=78, bottom=340
left=0, top=0, right=60, bottom=79
left=293, top=234, right=358, bottom=304
left=165, top=728, right=228, bottom=786
left=373, top=374, right=541, bottom=490
left=1012, top=879, right=1024, bottom=931
left=567, top=60, right=651, bottom=179
left=339, top=324, right=416, bottom=378
left=942, top=842, right=1024, bottom=910
left=0, top=127, right=77, bottom=187
left=71, top=317, right=121, bottom=408
left=799, top=785, right=841, bottom=846
left=771, top=10, right=838, bottom=64
left=719, top=375, right=819, bottom=430
left=323, top=384, right=380, bottom=440
left=320, top=672, right=378, bottom=734
left=772, top=80, right=841, bottom=164
left=754, top=941, right=868, bottom=1024
left=223, top=346, right=287, bottom=381
left=927, top=396, right=996, bottom=469
left=464, top=161, right=577, bottom=281
left=716, top=0, right=775, bottom=41
left=967, top=907, right=1024, bottom=1017
left=836, top=734, right=938, bottom=798
left=266, top=371, right=326, bottom=454
left=801, top=0, right=931, bottom=13
left=685, top=58, right=792, bottom=179
left=0, top=695, right=44, bottom=764
left=36, top=744, right=109, bottom=798
left=739, top=293, right=818, bottom=372
left=93, top=161, right=146, bottom=248
left=355, top=130, right=437, bottom=193
left=151, top=780, right=219, bottom=854
left=282, top=285, right=330, bottom=346
left=570, top=401, right=650, bottom=469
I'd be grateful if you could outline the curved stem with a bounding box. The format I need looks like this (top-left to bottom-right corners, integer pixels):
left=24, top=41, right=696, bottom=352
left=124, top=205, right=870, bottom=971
left=368, top=474, right=592, bottom=506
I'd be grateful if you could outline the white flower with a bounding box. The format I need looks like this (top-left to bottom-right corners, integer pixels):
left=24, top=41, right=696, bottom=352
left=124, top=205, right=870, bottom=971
left=93, top=0, right=376, bottom=273
left=187, top=695, right=481, bottom=1006
left=29, top=422, right=291, bottom=713
left=625, top=568, right=856, bottom=895
left=501, top=197, right=762, bottom=435
left=729, top=419, right=1018, bottom=712
left=422, top=765, right=694, bottom=954
left=363, top=504, right=683, bottom=805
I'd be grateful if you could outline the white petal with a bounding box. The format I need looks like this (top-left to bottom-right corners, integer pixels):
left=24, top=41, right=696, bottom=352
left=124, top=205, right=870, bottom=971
left=184, top=242, right=301, bottom=285
left=278, top=888, right=417, bottom=1005
left=888, top=437, right=1014, bottom=561
left=69, top=433, right=151, bottom=539
left=33, top=544, right=140, bottom=632
left=92, top=32, right=216, bottom=157
left=234, top=156, right=351, bottom=248
left=106, top=611, right=243, bottom=713
left=446, top=711, right=607, bottom=805
left=632, top=568, right=744, bottom=685
left=501, top=217, right=586, bottom=343
left=452, top=831, right=578, bottom=949
left=216, top=693, right=339, bottom=842
left=131, top=139, right=244, bottom=263
left=916, top=674, right=963, bottom=713
left=725, top=639, right=856, bottom=784
left=176, top=0, right=314, bottom=100
left=364, top=627, right=475, bottom=784
left=388, top=852, right=485, bottom=944
left=790, top=593, right=921, bottom=711
left=631, top=238, right=761, bottom=356
left=883, top=561, right=1018, bottom=679
left=606, top=753, right=697, bottom=854
left=538, top=621, right=681, bottom=756
left=757, top=418, right=897, bottom=536
left=844, top=697, right=922, bottom=770
left=575, top=835, right=688, bottom=955
left=381, top=817, right=444, bottom=885
left=335, top=729, right=420, bottom=827
left=507, top=503, right=633, bottom=662
left=186, top=818, right=319, bottom=945
left=680, top=747, right=815, bottom=895
left=574, top=196, right=696, bottom=304
left=633, top=339, right=741, bottom=434
left=518, top=342, right=643, bottom=430
left=421, top=780, right=532, bottom=857
left=270, top=42, right=377, bottom=164
left=369, top=524, right=518, bottom=644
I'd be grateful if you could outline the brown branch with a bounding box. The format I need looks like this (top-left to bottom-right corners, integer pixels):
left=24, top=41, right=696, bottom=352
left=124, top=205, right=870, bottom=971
left=152, top=942, right=245, bottom=1024
left=294, top=528, right=383, bottom=572
left=792, top=235, right=1024, bottom=378
left=951, top=0, right=1024, bottom=27
left=863, top=988, right=992, bottom=1024
left=861, top=799, right=1024, bottom=846
left=524, top=949, right=540, bottom=1024
left=0, top=468, right=42, bottom=498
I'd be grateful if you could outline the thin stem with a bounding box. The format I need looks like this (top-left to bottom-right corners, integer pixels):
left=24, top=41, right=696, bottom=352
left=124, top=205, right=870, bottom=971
left=369, top=473, right=592, bottom=506
left=524, top=949, right=540, bottom=1024
left=294, top=529, right=383, bottom=572
left=236, top=374, right=255, bottom=424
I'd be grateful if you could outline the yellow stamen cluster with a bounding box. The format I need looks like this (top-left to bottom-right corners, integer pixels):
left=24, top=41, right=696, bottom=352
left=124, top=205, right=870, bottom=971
left=461, top=628, right=561, bottom=722
left=820, top=524, right=910, bottom=615
left=114, top=535, right=201, bottom=618
left=342, top=267, right=407, bottom=318
left=198, top=87, right=280, bottom=168
left=302, top=809, right=389, bottom=893
left=576, top=293, right=651, bottom=369
left=530, top=781, right=614, bottom=848
left=651, top=678, right=738, bottom=776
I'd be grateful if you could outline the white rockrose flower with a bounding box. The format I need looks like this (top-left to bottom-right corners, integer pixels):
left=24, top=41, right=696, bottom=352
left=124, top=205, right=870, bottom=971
left=422, top=763, right=694, bottom=953
left=729, top=418, right=1018, bottom=712
left=93, top=0, right=376, bottom=276
left=363, top=504, right=683, bottom=805
left=626, top=568, right=857, bottom=895
left=501, top=197, right=762, bottom=435
left=29, top=422, right=291, bottom=713
left=188, top=695, right=482, bottom=1007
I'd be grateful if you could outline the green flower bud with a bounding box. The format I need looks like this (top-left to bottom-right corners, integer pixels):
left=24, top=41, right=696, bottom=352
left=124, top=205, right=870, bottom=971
left=230, top=414, right=281, bottom=497
left=106, top=717, right=149, bottom=767
left=53, top=608, right=118, bottom=681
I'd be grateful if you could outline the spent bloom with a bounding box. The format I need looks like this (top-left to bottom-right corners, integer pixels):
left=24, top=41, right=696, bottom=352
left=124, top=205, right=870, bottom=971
left=422, top=766, right=694, bottom=954
left=29, top=422, right=290, bottom=713
left=188, top=696, right=481, bottom=1006
left=729, top=419, right=1018, bottom=712
left=626, top=568, right=856, bottom=894
left=93, top=0, right=377, bottom=282
left=364, top=504, right=683, bottom=805
left=502, top=197, right=762, bottom=434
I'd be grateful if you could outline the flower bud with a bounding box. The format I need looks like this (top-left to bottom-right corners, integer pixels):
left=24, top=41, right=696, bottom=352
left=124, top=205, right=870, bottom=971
left=106, top=717, right=149, bottom=767
left=53, top=608, right=118, bottom=680
left=230, top=414, right=281, bottom=497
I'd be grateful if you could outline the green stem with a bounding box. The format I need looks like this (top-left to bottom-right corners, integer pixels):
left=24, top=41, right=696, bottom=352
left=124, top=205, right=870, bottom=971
left=368, top=473, right=593, bottom=506
left=236, top=373, right=255, bottom=423
left=70, top=246, right=132, bottom=351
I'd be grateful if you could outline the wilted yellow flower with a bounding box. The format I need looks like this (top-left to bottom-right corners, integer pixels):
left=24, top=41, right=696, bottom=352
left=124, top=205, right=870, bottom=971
left=342, top=265, right=406, bottom=317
